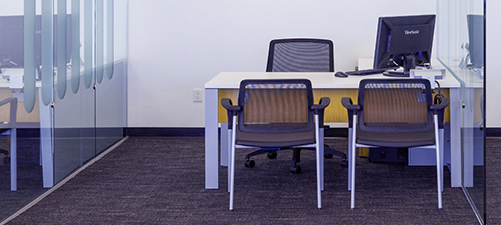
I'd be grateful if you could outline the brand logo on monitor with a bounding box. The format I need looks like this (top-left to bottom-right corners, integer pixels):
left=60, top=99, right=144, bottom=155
left=405, top=30, right=420, bottom=35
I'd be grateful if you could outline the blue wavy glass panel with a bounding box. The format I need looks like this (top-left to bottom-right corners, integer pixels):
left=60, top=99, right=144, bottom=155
left=41, top=0, right=54, bottom=106
left=71, top=0, right=80, bottom=93
left=24, top=0, right=37, bottom=113
left=96, top=0, right=104, bottom=84
left=57, top=0, right=67, bottom=99
left=106, top=0, right=114, bottom=79
left=84, top=0, right=92, bottom=88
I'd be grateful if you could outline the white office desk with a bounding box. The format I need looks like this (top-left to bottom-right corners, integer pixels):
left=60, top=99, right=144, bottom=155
left=205, top=72, right=462, bottom=189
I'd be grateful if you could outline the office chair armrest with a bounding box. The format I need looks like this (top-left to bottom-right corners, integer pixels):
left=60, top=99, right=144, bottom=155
left=0, top=97, right=17, bottom=126
left=430, top=97, right=450, bottom=114
left=221, top=98, right=241, bottom=130
left=342, top=97, right=360, bottom=129
left=341, top=97, right=360, bottom=113
left=221, top=98, right=241, bottom=114
left=311, top=97, right=330, bottom=114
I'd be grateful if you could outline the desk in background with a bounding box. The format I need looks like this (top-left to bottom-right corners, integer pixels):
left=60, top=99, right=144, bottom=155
left=205, top=71, right=462, bottom=190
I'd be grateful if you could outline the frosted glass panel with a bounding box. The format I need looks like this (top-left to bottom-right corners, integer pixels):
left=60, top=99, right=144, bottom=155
left=56, top=0, right=67, bottom=99
left=71, top=0, right=81, bottom=93
left=24, top=0, right=37, bottom=113
left=83, top=0, right=93, bottom=88
left=41, top=0, right=53, bottom=106
left=106, top=0, right=114, bottom=79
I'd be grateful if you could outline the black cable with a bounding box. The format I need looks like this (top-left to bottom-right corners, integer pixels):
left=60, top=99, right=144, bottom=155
left=434, top=80, right=444, bottom=104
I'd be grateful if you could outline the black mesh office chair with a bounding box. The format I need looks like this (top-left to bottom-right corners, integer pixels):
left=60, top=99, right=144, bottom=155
left=222, top=79, right=329, bottom=210
left=244, top=38, right=346, bottom=174
left=0, top=97, right=18, bottom=191
left=342, top=79, right=449, bottom=209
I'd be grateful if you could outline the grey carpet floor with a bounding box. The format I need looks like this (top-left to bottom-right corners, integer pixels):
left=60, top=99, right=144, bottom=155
left=4, top=137, right=500, bottom=224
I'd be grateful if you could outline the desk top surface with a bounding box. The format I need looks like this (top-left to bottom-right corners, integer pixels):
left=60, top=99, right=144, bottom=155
left=205, top=71, right=461, bottom=89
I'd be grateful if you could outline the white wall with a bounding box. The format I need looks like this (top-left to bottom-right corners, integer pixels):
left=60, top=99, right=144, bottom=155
left=486, top=1, right=501, bottom=127
left=127, top=0, right=437, bottom=127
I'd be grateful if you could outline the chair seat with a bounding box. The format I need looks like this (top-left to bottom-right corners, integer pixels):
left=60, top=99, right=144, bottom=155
left=357, top=129, right=435, bottom=148
left=236, top=129, right=315, bottom=148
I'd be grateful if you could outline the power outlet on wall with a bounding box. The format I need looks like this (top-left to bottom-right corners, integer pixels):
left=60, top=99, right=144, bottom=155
left=193, top=88, right=203, bottom=102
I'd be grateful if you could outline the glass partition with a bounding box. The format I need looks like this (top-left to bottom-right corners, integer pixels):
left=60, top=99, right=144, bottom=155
left=437, top=0, right=485, bottom=224
left=0, top=0, right=127, bottom=222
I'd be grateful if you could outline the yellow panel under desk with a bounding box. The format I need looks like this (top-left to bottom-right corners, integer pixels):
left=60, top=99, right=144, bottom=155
left=0, top=89, right=40, bottom=123
left=218, top=88, right=450, bottom=123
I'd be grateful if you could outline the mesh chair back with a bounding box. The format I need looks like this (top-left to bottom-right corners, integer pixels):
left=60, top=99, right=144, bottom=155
left=238, top=79, right=314, bottom=134
left=266, top=39, right=334, bottom=72
left=358, top=79, right=433, bottom=133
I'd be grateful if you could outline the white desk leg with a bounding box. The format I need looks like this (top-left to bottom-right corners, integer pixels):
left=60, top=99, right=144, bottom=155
left=449, top=88, right=462, bottom=187
left=40, top=88, right=54, bottom=188
left=10, top=128, right=17, bottom=191
left=205, top=88, right=219, bottom=189
left=220, top=123, right=229, bottom=167
left=462, top=88, right=475, bottom=187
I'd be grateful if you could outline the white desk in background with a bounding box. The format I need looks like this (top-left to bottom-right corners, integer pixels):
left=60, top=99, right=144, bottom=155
left=204, top=71, right=462, bottom=190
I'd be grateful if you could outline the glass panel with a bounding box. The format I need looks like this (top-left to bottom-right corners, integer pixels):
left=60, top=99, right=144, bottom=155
left=437, top=0, right=485, bottom=224
left=24, top=0, right=37, bottom=113
left=96, top=0, right=104, bottom=84
left=56, top=0, right=67, bottom=99
left=83, top=0, right=92, bottom=88
left=70, top=0, right=80, bottom=93
left=106, top=0, right=114, bottom=79
left=96, top=0, right=125, bottom=153
left=41, top=0, right=53, bottom=106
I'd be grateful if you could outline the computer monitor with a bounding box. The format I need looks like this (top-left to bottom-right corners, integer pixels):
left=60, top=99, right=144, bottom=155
left=373, top=14, right=436, bottom=77
left=467, top=14, right=484, bottom=69
left=0, top=15, right=71, bottom=74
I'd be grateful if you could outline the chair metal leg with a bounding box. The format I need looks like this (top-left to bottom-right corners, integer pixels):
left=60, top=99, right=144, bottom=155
left=434, top=115, right=443, bottom=210
left=350, top=115, right=357, bottom=209
left=315, top=115, right=322, bottom=209
left=229, top=116, right=237, bottom=211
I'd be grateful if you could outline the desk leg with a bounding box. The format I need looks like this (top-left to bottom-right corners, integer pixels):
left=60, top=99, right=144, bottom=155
left=40, top=88, right=54, bottom=188
left=10, top=128, right=16, bottom=191
left=205, top=88, right=219, bottom=189
left=449, top=88, right=462, bottom=187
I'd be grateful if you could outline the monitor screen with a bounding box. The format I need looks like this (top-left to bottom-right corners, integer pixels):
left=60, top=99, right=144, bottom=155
left=467, top=14, right=484, bottom=68
left=0, top=15, right=71, bottom=73
left=373, top=14, right=436, bottom=77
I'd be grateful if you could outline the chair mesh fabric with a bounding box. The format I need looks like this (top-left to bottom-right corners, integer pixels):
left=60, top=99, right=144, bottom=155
left=356, top=79, right=435, bottom=147
left=267, top=39, right=333, bottom=72
left=359, top=80, right=433, bottom=133
left=235, top=79, right=315, bottom=147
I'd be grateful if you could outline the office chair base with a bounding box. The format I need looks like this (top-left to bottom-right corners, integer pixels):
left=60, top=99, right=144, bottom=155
left=244, top=159, right=255, bottom=168
left=290, top=165, right=302, bottom=174
left=267, top=151, right=277, bottom=159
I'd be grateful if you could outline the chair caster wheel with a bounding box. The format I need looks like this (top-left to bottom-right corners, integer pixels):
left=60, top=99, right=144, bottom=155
left=3, top=156, right=9, bottom=164
left=267, top=151, right=277, bottom=159
left=324, top=154, right=333, bottom=159
left=245, top=160, right=255, bottom=168
left=290, top=165, right=302, bottom=174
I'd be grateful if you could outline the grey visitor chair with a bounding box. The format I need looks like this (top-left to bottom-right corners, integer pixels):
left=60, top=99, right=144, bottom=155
left=221, top=79, right=329, bottom=210
left=342, top=79, right=449, bottom=210
left=243, top=38, right=346, bottom=175
left=0, top=97, right=18, bottom=191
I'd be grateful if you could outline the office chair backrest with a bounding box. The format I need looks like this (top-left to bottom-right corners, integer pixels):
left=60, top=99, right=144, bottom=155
left=266, top=38, right=334, bottom=72
left=237, top=79, right=314, bottom=134
left=357, top=79, right=433, bottom=133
